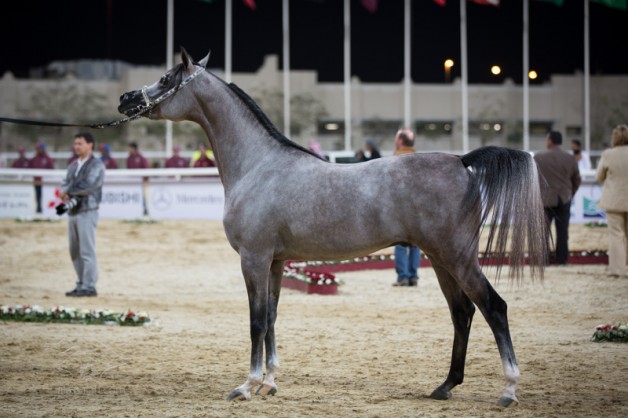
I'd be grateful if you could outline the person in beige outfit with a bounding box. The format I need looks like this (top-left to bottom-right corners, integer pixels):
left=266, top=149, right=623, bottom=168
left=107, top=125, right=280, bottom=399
left=596, top=125, right=628, bottom=277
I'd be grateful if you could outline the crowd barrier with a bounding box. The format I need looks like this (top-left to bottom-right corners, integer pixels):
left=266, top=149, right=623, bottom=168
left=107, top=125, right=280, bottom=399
left=0, top=167, right=604, bottom=222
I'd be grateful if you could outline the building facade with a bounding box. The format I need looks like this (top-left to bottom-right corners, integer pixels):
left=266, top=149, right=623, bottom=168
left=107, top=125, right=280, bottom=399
left=1, top=54, right=627, bottom=161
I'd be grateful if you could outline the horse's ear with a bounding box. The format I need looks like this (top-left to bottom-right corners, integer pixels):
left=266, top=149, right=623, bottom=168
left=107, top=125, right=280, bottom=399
left=198, top=51, right=211, bottom=68
left=180, top=47, right=194, bottom=70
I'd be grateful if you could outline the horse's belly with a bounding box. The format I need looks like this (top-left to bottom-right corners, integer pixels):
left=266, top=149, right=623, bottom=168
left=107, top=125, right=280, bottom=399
left=276, top=224, right=395, bottom=261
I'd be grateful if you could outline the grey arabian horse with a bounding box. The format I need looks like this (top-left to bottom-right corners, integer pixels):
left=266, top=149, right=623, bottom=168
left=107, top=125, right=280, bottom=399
left=118, top=49, right=547, bottom=407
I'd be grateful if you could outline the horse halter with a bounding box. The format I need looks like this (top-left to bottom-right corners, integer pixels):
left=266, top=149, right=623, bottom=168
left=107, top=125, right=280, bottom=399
left=134, top=65, right=206, bottom=119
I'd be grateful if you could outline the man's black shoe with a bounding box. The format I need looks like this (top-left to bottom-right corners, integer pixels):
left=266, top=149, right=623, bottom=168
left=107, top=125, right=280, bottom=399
left=65, top=288, right=80, bottom=297
left=66, top=289, right=97, bottom=297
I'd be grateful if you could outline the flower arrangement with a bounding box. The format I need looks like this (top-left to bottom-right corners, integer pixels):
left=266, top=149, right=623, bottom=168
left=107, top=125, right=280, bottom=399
left=0, top=304, right=152, bottom=326
left=121, top=218, right=159, bottom=225
left=283, top=262, right=339, bottom=286
left=585, top=221, right=607, bottom=228
left=15, top=217, right=60, bottom=223
left=591, top=323, right=628, bottom=343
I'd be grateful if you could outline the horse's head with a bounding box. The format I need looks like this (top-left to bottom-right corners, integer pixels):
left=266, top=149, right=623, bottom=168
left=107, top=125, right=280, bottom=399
left=118, top=47, right=209, bottom=121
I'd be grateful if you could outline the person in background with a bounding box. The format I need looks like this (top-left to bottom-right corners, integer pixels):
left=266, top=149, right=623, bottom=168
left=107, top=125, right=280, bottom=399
left=126, top=142, right=149, bottom=216
left=190, top=143, right=214, bottom=166
left=392, top=128, right=421, bottom=287
left=193, top=149, right=216, bottom=168
left=356, top=139, right=383, bottom=162
left=308, top=139, right=328, bottom=160
left=126, top=142, right=149, bottom=169
left=58, top=132, right=105, bottom=297
left=534, top=131, right=581, bottom=265
left=165, top=145, right=189, bottom=168
left=364, top=139, right=382, bottom=160
left=596, top=125, right=628, bottom=277
left=11, top=146, right=30, bottom=168
left=571, top=139, right=592, bottom=172
left=29, top=142, right=55, bottom=214
left=99, top=144, right=118, bottom=169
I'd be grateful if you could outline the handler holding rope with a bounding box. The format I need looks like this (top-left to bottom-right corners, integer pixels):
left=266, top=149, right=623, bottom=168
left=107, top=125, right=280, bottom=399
left=57, top=132, right=105, bottom=297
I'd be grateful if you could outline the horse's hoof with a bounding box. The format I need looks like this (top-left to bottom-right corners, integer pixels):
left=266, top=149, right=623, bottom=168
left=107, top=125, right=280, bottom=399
left=255, top=384, right=277, bottom=397
left=497, top=395, right=519, bottom=407
left=227, top=389, right=250, bottom=401
left=429, top=388, right=452, bottom=400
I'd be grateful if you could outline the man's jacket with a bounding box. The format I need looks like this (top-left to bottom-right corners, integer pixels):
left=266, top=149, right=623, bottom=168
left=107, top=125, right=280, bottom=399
left=60, top=155, right=105, bottom=215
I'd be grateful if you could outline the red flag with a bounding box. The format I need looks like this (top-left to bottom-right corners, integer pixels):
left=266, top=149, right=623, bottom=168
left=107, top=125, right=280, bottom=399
left=433, top=0, right=446, bottom=6
left=360, top=0, right=378, bottom=13
left=469, top=0, right=500, bottom=6
left=242, top=0, right=256, bottom=10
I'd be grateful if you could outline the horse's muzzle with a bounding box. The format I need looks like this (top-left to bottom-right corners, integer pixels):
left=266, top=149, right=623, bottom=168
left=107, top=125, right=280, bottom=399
left=118, top=91, right=142, bottom=116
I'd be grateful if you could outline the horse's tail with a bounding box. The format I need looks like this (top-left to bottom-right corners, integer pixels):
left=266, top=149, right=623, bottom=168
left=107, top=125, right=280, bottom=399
left=461, top=146, right=546, bottom=281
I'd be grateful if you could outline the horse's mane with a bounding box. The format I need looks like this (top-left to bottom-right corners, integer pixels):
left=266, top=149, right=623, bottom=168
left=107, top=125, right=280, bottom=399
left=225, top=81, right=327, bottom=161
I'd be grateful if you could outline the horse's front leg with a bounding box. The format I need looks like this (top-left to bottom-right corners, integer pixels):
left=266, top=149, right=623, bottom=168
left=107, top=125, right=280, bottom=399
left=255, top=259, right=284, bottom=397
left=227, top=252, right=272, bottom=401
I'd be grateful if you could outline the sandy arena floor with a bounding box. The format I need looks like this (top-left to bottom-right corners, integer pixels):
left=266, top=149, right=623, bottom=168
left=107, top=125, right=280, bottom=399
left=0, top=219, right=626, bottom=417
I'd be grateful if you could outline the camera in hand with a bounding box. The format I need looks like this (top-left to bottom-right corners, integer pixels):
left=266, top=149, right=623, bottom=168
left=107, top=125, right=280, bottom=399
left=55, top=197, right=81, bottom=216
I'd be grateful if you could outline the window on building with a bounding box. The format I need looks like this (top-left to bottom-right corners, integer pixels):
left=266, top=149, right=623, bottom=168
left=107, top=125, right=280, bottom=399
left=361, top=119, right=403, bottom=138
left=530, top=121, right=553, bottom=136
left=317, top=119, right=345, bottom=136
left=415, top=120, right=454, bottom=137
left=469, top=121, right=503, bottom=136
left=566, top=126, right=582, bottom=137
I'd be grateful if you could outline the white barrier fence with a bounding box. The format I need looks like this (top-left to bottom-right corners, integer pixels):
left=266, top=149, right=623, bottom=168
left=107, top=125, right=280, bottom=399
left=0, top=168, right=224, bottom=220
left=0, top=168, right=605, bottom=223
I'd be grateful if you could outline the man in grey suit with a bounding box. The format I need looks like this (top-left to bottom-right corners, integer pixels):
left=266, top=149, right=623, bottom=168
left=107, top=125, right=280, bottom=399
left=57, top=132, right=105, bottom=297
left=534, top=131, right=581, bottom=265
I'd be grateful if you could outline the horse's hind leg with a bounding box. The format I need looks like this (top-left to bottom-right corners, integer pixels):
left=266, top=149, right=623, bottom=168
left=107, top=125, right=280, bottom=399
left=429, top=262, right=476, bottom=401
left=255, top=259, right=284, bottom=397
left=456, top=267, right=520, bottom=407
left=227, top=252, right=272, bottom=401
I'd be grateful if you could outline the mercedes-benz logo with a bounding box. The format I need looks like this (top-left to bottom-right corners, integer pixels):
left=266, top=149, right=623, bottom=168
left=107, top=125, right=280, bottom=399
left=150, top=187, right=173, bottom=211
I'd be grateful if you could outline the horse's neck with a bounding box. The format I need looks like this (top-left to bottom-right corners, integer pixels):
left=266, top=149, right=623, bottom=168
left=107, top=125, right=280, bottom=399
left=194, top=76, right=283, bottom=190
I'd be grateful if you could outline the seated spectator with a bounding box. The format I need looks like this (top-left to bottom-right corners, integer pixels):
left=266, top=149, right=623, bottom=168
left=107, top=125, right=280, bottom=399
left=190, top=143, right=214, bottom=166
left=193, top=150, right=215, bottom=168
left=30, top=142, right=55, bottom=214
left=126, top=142, right=149, bottom=169
left=11, top=146, right=30, bottom=168
left=165, top=146, right=189, bottom=168
left=99, top=144, right=118, bottom=169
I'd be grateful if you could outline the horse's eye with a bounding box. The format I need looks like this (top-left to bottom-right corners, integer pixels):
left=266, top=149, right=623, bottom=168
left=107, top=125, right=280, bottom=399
left=160, top=74, right=171, bottom=85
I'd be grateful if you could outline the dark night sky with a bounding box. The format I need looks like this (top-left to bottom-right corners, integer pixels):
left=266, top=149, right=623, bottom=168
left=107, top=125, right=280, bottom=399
left=2, top=0, right=627, bottom=84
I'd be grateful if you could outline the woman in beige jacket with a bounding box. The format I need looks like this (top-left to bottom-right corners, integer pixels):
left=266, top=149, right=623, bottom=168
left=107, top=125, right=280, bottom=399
left=596, top=125, right=628, bottom=277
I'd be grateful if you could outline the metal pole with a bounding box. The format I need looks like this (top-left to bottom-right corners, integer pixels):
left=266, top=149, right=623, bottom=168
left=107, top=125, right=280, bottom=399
left=166, top=0, right=174, bottom=156
left=460, top=0, right=469, bottom=153
left=343, top=0, right=351, bottom=151
left=584, top=0, right=591, bottom=154
left=403, top=0, right=411, bottom=129
left=225, top=0, right=232, bottom=83
left=523, top=0, right=530, bottom=151
left=283, top=0, right=291, bottom=137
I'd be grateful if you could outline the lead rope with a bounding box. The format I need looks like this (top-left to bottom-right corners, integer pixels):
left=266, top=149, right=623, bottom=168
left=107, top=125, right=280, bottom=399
left=0, top=65, right=205, bottom=130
